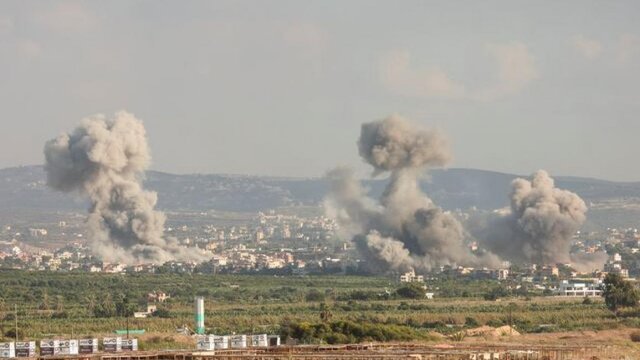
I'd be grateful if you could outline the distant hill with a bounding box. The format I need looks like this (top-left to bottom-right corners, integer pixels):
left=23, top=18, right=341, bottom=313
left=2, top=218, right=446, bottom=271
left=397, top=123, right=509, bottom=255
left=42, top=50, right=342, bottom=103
left=1, top=166, right=640, bottom=219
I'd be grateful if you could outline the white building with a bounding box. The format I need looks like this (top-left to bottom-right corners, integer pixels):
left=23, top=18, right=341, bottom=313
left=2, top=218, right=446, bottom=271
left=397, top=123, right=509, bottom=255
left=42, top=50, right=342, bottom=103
left=400, top=269, right=424, bottom=283
left=557, top=280, right=602, bottom=297
left=496, top=269, right=509, bottom=280
left=29, top=228, right=48, bottom=237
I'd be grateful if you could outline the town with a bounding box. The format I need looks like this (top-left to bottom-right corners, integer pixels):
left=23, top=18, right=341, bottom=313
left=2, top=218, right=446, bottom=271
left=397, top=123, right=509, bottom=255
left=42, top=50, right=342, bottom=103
left=2, top=208, right=639, bottom=300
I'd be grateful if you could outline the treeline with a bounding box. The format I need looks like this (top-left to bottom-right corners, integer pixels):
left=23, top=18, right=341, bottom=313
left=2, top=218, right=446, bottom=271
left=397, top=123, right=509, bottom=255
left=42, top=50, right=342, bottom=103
left=279, top=319, right=431, bottom=344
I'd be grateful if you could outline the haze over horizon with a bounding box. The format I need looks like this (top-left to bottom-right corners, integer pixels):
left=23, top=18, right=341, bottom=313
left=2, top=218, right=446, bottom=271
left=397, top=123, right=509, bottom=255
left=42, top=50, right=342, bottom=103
left=1, top=1, right=639, bottom=180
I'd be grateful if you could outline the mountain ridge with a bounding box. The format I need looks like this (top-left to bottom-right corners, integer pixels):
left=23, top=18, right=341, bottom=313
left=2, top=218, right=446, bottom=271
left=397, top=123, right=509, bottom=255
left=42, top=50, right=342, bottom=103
left=1, top=165, right=640, bottom=215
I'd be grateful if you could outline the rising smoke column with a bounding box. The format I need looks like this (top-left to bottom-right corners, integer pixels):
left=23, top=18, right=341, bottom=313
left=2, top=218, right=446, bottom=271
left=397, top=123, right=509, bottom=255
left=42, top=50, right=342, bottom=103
left=44, top=111, right=207, bottom=264
left=479, top=170, right=592, bottom=265
left=325, top=115, right=498, bottom=273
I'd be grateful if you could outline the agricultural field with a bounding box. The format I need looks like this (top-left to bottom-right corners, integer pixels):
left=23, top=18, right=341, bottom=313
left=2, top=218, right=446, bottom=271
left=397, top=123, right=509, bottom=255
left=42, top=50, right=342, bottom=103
left=0, top=270, right=638, bottom=351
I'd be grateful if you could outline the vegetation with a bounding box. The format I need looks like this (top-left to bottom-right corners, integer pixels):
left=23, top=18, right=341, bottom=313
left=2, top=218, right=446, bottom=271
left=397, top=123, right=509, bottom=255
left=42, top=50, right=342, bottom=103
left=601, top=273, right=639, bottom=316
left=0, top=270, right=628, bottom=346
left=396, top=283, right=426, bottom=299
left=279, top=319, right=430, bottom=344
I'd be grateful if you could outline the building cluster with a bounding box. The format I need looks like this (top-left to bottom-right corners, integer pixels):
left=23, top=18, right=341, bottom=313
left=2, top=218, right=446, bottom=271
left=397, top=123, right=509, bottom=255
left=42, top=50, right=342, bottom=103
left=195, top=334, right=280, bottom=350
left=0, top=338, right=135, bottom=358
left=0, top=212, right=351, bottom=274
left=2, top=212, right=640, bottom=293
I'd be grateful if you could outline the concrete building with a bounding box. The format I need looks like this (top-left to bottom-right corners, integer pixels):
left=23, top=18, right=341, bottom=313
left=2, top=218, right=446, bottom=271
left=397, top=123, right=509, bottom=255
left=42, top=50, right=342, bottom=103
left=557, top=280, right=602, bottom=297
left=400, top=269, right=424, bottom=283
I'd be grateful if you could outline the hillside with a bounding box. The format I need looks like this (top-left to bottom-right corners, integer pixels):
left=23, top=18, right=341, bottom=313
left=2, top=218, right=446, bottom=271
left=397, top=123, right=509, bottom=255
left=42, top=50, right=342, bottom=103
left=1, top=166, right=640, bottom=227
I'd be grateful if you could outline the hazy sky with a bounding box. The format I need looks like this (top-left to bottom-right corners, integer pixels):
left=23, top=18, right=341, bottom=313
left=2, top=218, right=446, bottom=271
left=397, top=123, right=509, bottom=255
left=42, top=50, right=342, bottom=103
left=1, top=1, right=639, bottom=180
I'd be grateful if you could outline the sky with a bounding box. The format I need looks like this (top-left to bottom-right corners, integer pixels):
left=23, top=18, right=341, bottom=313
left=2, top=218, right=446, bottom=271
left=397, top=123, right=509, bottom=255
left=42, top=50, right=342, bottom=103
left=0, top=1, right=639, bottom=181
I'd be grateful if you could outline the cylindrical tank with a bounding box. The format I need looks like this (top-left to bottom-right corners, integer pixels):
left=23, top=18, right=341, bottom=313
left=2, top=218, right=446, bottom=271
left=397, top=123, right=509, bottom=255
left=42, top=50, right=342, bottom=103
left=195, top=297, right=205, bottom=335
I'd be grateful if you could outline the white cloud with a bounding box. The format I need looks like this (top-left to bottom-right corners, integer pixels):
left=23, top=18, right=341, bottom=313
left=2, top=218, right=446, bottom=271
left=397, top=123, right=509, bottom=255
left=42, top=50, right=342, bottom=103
left=283, top=22, right=328, bottom=51
left=35, top=1, right=98, bottom=33
left=380, top=50, right=466, bottom=99
left=473, top=42, right=538, bottom=101
left=17, top=39, right=42, bottom=58
left=0, top=16, right=13, bottom=34
left=381, top=43, right=537, bottom=102
left=573, top=35, right=602, bottom=59
left=616, top=34, right=640, bottom=65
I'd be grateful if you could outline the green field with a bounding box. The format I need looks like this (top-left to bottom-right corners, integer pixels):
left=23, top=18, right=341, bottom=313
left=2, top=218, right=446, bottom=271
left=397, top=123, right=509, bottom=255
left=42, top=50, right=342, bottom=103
left=0, top=270, right=632, bottom=348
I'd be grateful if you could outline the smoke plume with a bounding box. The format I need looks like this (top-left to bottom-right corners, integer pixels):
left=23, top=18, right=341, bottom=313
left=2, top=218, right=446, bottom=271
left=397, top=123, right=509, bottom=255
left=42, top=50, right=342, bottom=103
left=44, top=111, right=207, bottom=264
left=325, top=115, right=498, bottom=273
left=479, top=170, right=590, bottom=265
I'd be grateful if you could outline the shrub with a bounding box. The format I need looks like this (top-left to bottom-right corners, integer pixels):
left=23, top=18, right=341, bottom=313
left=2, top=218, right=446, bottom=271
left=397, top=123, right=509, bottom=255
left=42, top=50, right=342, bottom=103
left=450, top=331, right=466, bottom=342
left=396, top=283, right=425, bottom=299
left=630, top=331, right=640, bottom=342
left=51, top=311, right=69, bottom=319
left=152, top=308, right=174, bottom=318
left=305, top=289, right=326, bottom=302
left=464, top=316, right=479, bottom=328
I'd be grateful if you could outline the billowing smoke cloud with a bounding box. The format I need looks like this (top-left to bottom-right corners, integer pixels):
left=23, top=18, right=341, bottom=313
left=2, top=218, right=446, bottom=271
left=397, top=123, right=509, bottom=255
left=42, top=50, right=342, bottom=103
left=325, top=115, right=498, bottom=273
left=478, top=170, right=596, bottom=265
left=358, top=116, right=450, bottom=173
left=44, top=111, right=207, bottom=264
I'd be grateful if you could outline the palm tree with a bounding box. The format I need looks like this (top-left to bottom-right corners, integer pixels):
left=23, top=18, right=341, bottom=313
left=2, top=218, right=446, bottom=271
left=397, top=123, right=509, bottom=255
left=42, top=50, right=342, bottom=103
left=85, top=295, right=97, bottom=313
left=39, top=291, right=50, bottom=311
left=54, top=295, right=64, bottom=312
left=319, top=303, right=333, bottom=323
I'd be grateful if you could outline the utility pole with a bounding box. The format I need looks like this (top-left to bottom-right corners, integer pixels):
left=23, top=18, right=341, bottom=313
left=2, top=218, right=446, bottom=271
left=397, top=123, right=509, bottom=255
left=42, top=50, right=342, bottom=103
left=509, top=305, right=512, bottom=335
left=14, top=304, right=17, bottom=343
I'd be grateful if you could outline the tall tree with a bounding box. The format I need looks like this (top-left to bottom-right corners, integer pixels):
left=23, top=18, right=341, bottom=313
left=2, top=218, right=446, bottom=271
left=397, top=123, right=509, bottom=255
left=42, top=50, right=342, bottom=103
left=601, top=273, right=639, bottom=316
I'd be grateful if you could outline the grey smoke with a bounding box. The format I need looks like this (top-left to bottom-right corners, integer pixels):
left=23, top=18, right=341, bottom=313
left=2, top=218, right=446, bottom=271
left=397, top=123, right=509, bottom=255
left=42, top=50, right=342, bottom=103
left=44, top=111, right=207, bottom=264
left=325, top=115, right=498, bottom=273
left=479, top=170, right=593, bottom=265
left=358, top=116, right=451, bottom=173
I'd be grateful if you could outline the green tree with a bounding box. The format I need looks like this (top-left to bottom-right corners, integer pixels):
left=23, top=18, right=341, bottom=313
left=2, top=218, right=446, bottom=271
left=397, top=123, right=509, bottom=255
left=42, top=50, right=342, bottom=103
left=396, top=283, right=426, bottom=299
left=601, top=273, right=639, bottom=316
left=115, top=295, right=136, bottom=317
left=319, top=303, right=333, bottom=323
left=305, top=289, right=325, bottom=302
left=54, top=295, right=64, bottom=312
left=38, top=291, right=50, bottom=311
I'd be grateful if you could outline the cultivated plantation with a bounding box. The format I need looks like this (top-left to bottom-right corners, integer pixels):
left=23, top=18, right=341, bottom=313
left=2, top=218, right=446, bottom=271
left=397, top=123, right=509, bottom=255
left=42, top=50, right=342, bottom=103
left=0, top=271, right=639, bottom=354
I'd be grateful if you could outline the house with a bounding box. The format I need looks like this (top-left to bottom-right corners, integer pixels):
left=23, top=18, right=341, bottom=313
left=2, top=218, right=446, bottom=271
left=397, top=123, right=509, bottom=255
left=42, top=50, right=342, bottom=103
left=557, top=280, right=602, bottom=297
left=496, top=269, right=509, bottom=280
left=134, top=305, right=158, bottom=318
left=147, top=291, right=170, bottom=303
left=400, top=269, right=424, bottom=283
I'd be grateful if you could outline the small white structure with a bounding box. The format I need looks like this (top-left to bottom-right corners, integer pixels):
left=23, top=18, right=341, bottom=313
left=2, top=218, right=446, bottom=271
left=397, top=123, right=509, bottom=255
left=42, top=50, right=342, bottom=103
left=213, top=336, right=229, bottom=349
left=250, top=334, right=268, bottom=347
left=196, top=336, right=215, bottom=351
left=121, top=339, right=138, bottom=351
left=40, top=340, right=60, bottom=356
left=0, top=342, right=15, bottom=358
left=79, top=339, right=98, bottom=354
left=557, top=280, right=602, bottom=297
left=58, top=340, right=79, bottom=355
left=15, top=341, right=36, bottom=357
left=230, top=335, right=247, bottom=349
left=496, top=269, right=509, bottom=280
left=103, top=337, right=122, bottom=353
left=268, top=335, right=281, bottom=347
